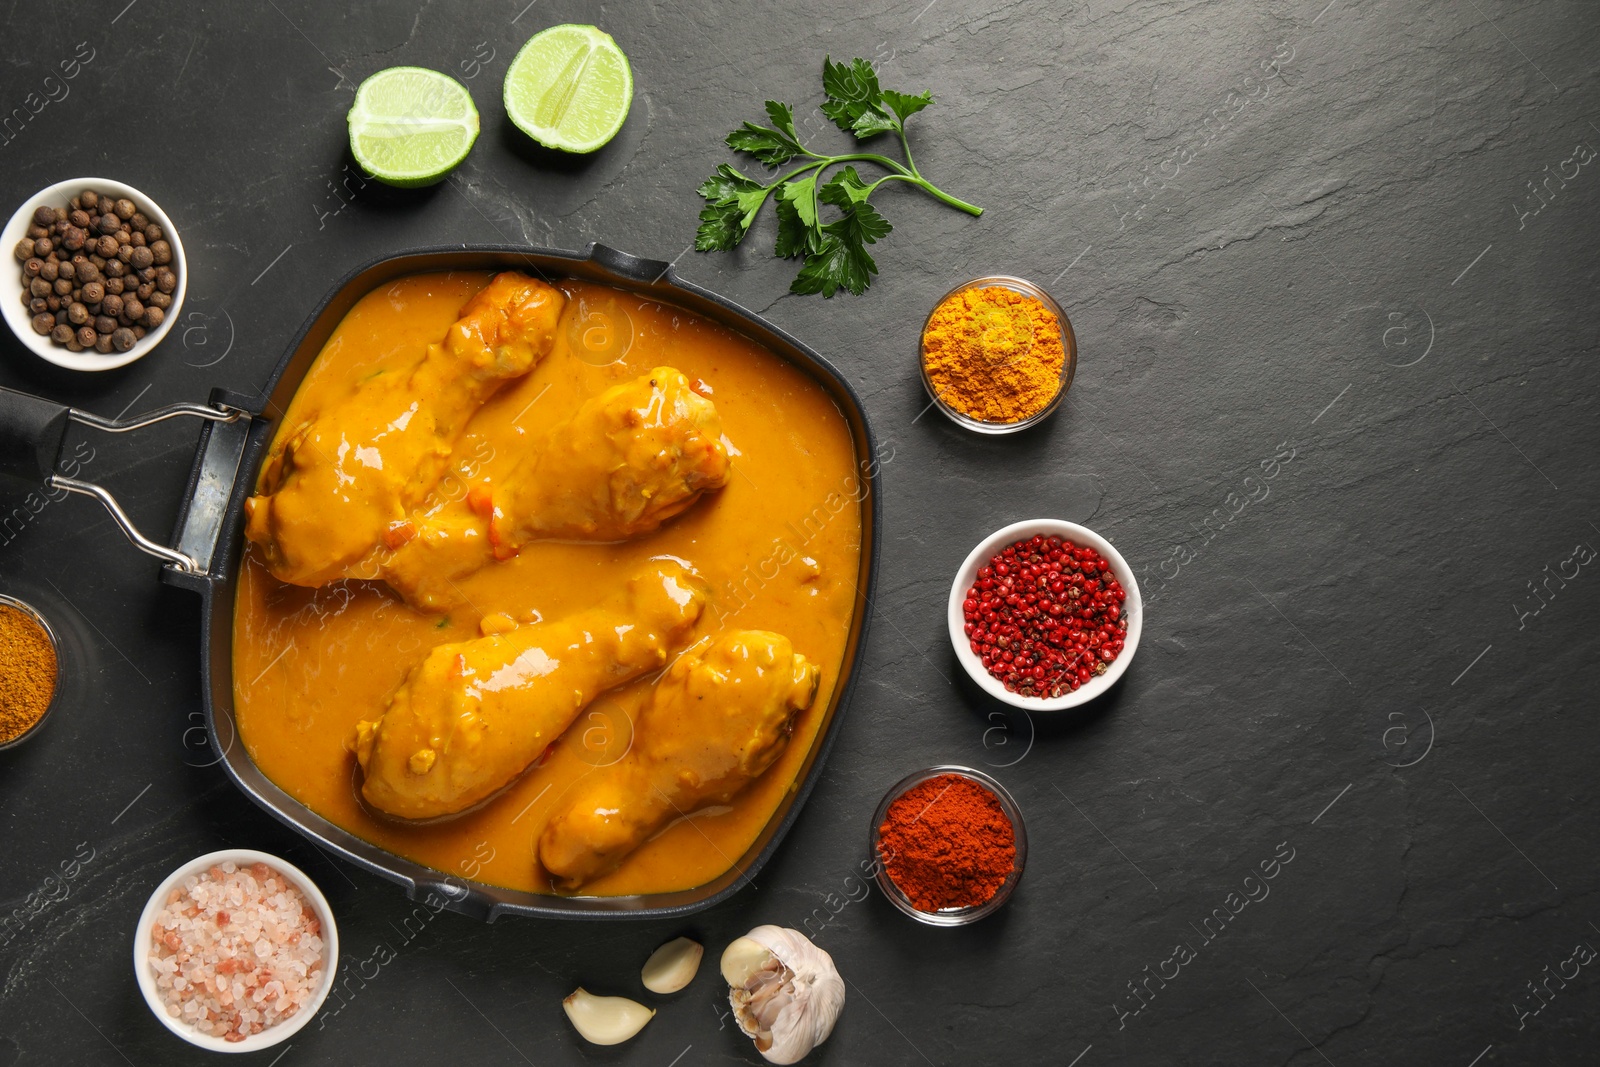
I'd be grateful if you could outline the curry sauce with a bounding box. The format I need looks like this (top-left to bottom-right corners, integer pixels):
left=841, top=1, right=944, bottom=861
left=233, top=271, right=863, bottom=896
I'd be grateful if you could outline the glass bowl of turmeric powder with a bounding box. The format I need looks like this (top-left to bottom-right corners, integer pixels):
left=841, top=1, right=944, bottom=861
left=0, top=594, right=62, bottom=750
left=919, top=276, right=1076, bottom=434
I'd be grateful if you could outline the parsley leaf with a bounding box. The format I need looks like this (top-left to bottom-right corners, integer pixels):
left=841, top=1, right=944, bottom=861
left=764, top=100, right=801, bottom=143
left=791, top=203, right=892, bottom=297
left=880, top=89, right=933, bottom=123
left=695, top=57, right=981, bottom=297
left=695, top=164, right=770, bottom=251
left=726, top=123, right=804, bottom=166
left=697, top=163, right=762, bottom=204
left=819, top=165, right=873, bottom=209
left=831, top=200, right=892, bottom=246
left=774, top=178, right=821, bottom=258
left=819, top=57, right=882, bottom=132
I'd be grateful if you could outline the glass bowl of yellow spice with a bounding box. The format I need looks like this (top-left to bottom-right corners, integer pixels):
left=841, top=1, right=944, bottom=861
left=919, top=276, right=1076, bottom=434
left=0, top=594, right=62, bottom=750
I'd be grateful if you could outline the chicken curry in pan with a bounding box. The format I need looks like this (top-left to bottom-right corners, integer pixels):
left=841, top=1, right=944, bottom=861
left=232, top=271, right=864, bottom=897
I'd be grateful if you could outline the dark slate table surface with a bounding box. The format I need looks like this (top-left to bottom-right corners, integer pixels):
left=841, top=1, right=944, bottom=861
left=3, top=1, right=1598, bottom=1064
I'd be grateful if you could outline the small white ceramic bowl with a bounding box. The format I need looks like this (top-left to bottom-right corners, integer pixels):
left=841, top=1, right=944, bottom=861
left=948, top=519, right=1143, bottom=710
left=2, top=177, right=187, bottom=371
left=134, top=849, right=338, bottom=1053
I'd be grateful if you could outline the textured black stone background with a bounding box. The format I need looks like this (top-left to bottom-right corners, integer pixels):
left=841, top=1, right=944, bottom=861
left=2, top=1, right=1597, bottom=1064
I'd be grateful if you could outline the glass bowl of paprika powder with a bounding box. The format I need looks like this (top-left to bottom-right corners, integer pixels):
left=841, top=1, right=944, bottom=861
left=0, top=593, right=62, bottom=751
left=918, top=275, right=1076, bottom=435
left=869, top=765, right=1027, bottom=926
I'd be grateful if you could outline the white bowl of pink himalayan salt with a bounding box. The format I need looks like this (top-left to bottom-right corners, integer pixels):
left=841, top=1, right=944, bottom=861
left=134, top=849, right=338, bottom=1051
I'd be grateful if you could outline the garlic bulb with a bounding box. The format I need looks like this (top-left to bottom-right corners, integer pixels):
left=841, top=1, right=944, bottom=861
left=642, top=936, right=703, bottom=994
left=721, top=926, right=844, bottom=1064
left=562, top=988, right=655, bottom=1045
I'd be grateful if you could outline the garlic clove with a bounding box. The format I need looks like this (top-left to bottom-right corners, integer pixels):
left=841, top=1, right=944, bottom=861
left=721, top=935, right=775, bottom=987
left=723, top=926, right=845, bottom=1065
left=562, top=987, right=655, bottom=1045
left=642, top=936, right=704, bottom=994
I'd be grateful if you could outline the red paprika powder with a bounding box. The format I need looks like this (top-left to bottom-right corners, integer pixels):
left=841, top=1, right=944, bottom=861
left=877, top=773, right=1016, bottom=911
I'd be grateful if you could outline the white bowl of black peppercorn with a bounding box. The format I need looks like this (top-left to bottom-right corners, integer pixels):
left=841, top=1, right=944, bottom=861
left=2, top=177, right=186, bottom=371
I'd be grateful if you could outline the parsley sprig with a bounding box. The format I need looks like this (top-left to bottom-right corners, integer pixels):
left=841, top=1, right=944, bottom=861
left=695, top=57, right=983, bottom=297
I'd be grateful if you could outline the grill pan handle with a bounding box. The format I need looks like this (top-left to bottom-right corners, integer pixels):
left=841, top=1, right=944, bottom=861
left=0, top=384, right=247, bottom=575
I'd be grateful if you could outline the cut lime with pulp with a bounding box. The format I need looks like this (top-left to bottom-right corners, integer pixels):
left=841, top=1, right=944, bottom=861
left=504, top=25, right=633, bottom=154
left=348, top=67, right=480, bottom=187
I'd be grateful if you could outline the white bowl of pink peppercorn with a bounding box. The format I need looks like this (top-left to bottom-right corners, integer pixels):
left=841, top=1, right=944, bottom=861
left=948, top=519, right=1142, bottom=710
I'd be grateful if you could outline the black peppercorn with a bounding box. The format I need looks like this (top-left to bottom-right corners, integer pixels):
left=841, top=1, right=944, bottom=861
left=19, top=193, right=178, bottom=354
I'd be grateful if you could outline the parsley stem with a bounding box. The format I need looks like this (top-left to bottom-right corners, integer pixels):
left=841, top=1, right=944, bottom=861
left=898, top=130, right=918, bottom=176
left=796, top=150, right=913, bottom=177
left=868, top=173, right=984, bottom=217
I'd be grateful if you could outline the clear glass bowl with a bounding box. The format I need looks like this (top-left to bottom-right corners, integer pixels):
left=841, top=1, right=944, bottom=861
left=0, top=593, right=61, bottom=751
left=918, top=275, right=1077, bottom=435
left=869, top=764, right=1027, bottom=926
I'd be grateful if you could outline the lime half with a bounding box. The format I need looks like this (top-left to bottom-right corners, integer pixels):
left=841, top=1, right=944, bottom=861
left=504, top=25, right=633, bottom=153
left=349, top=67, right=480, bottom=187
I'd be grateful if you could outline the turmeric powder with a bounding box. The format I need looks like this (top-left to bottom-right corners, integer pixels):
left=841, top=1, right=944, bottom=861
left=0, top=603, right=57, bottom=744
left=921, top=284, right=1066, bottom=423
